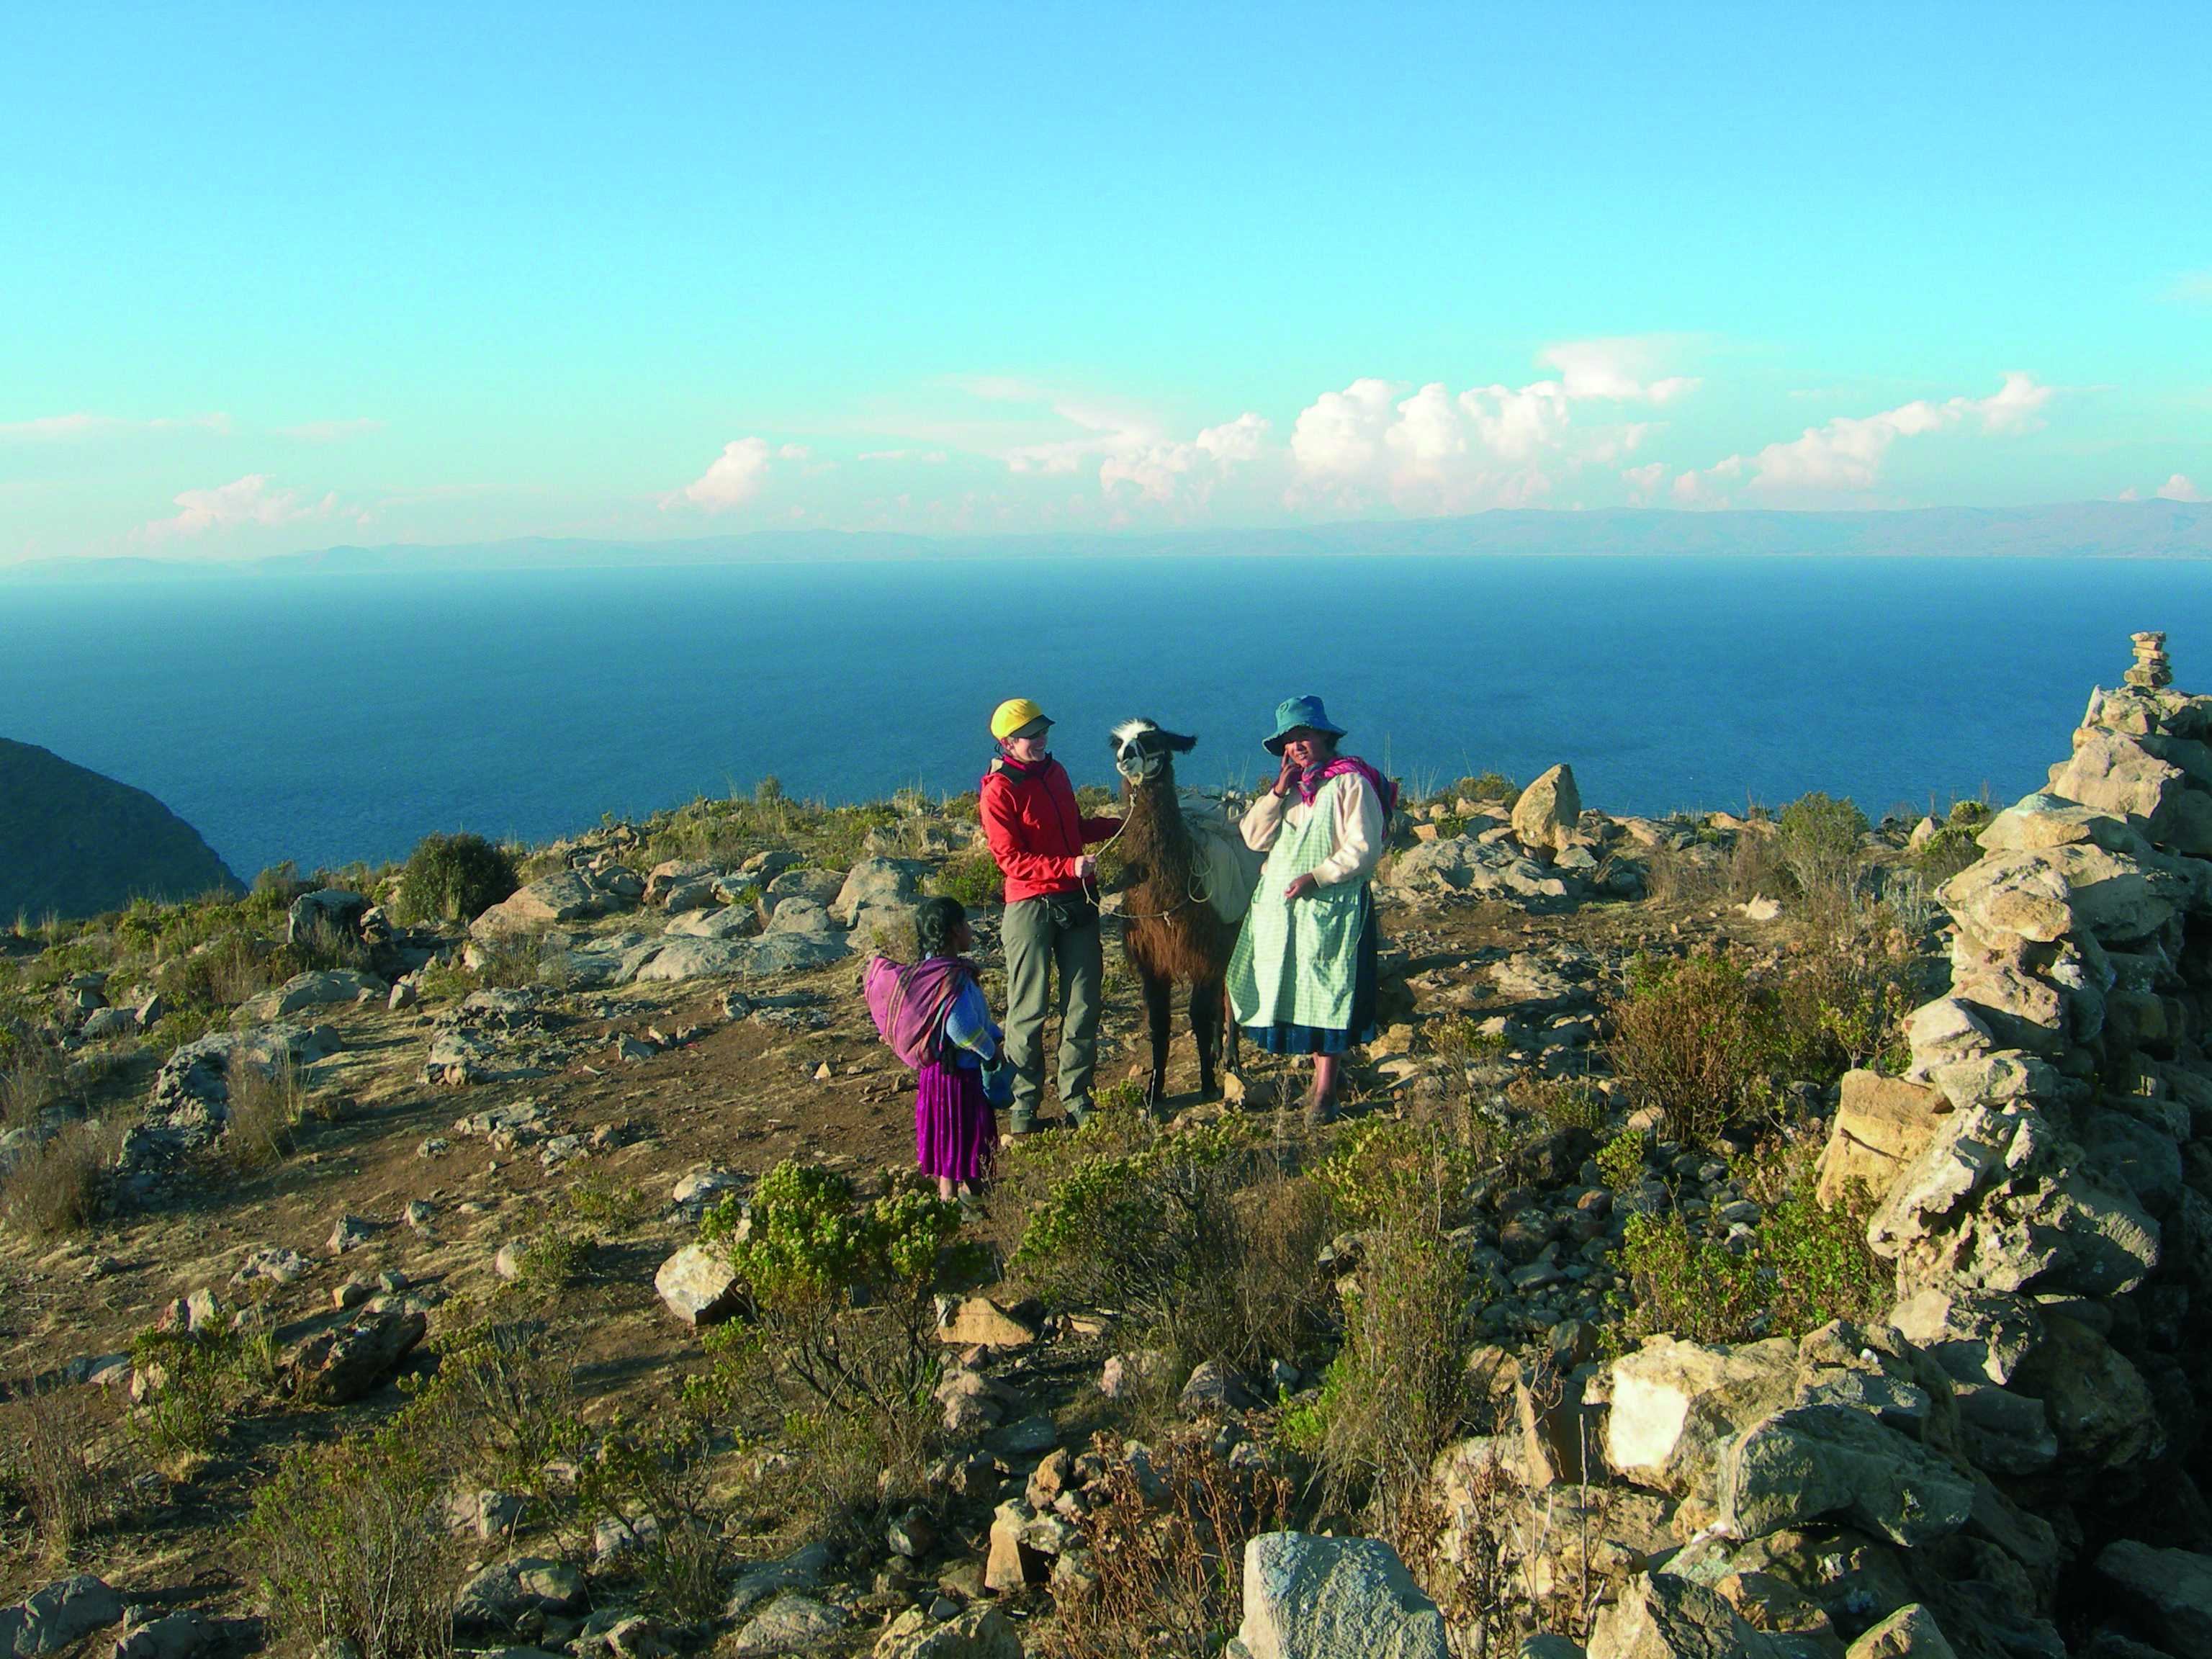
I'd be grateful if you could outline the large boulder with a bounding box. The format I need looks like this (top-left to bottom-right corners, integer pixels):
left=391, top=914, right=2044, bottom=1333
left=871, top=1605, right=1022, bottom=1659
left=1511, top=764, right=1582, bottom=860
left=631, top=937, right=751, bottom=983
left=287, top=888, right=370, bottom=945
left=472, top=871, right=606, bottom=938
left=243, top=968, right=388, bottom=1021
left=1603, top=1336, right=1798, bottom=1496
left=1815, top=1071, right=1947, bottom=1209
left=1226, top=1532, right=1448, bottom=1659
left=285, top=1309, right=427, bottom=1404
left=2094, top=1540, right=2212, bottom=1658
left=453, top=1557, right=587, bottom=1632
left=0, top=1576, right=123, bottom=1658
left=1586, top=1571, right=1786, bottom=1659
left=832, top=858, right=926, bottom=926
left=1844, top=1604, right=1959, bottom=1659
left=1717, top=1403, right=1974, bottom=1547
left=2010, top=1312, right=2164, bottom=1469
left=727, top=1593, right=848, bottom=1653
left=655, top=1244, right=743, bottom=1328
left=2050, top=733, right=2212, bottom=855
left=1939, top=844, right=2185, bottom=948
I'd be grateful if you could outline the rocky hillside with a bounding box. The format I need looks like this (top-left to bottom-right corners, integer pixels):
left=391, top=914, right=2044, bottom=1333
left=0, top=739, right=241, bottom=921
left=3, top=639, right=2210, bottom=1659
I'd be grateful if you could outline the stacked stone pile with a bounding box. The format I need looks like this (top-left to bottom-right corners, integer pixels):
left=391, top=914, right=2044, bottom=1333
left=1310, top=639, right=2212, bottom=1658
left=1777, top=637, right=2212, bottom=1654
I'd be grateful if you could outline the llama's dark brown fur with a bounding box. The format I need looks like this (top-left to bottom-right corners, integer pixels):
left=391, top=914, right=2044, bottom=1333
left=1110, top=720, right=1239, bottom=1105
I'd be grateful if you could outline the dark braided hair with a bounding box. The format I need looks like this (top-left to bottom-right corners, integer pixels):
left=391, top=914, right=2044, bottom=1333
left=914, top=896, right=966, bottom=958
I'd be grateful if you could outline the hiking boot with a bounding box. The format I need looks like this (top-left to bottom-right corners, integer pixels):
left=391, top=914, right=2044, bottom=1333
left=1065, top=1099, right=1094, bottom=1130
left=1003, top=1112, right=1038, bottom=1141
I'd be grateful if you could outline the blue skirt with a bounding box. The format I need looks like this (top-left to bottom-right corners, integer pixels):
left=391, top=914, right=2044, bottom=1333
left=1244, top=891, right=1379, bottom=1056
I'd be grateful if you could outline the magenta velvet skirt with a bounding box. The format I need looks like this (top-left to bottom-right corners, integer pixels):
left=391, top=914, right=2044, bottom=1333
left=916, top=1058, right=995, bottom=1184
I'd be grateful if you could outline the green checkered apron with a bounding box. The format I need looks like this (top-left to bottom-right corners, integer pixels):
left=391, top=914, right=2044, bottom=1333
left=1226, top=775, right=1367, bottom=1034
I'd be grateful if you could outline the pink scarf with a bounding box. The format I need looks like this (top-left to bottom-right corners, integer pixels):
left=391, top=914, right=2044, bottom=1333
left=1300, top=755, right=1399, bottom=815
left=864, top=954, right=979, bottom=1069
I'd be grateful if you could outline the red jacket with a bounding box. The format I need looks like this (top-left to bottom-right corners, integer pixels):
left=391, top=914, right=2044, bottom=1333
left=979, top=755, right=1120, bottom=904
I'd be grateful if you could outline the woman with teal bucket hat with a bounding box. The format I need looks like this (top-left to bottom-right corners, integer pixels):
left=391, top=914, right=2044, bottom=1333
left=1225, top=695, right=1398, bottom=1125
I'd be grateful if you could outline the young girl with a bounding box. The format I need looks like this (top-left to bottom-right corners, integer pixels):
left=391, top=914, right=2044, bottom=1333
left=863, top=896, right=1004, bottom=1202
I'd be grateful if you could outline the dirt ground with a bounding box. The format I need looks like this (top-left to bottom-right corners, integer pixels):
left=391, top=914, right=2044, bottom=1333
left=0, top=881, right=1754, bottom=1621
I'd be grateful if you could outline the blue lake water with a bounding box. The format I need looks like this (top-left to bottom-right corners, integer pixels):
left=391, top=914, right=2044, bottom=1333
left=1, top=554, right=2206, bottom=879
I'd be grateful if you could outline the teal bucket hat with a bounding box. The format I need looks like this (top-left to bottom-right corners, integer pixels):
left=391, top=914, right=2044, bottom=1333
left=1263, top=694, right=1348, bottom=755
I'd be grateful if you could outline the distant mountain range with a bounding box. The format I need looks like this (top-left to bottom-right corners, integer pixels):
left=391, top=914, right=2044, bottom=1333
left=7, top=500, right=2211, bottom=578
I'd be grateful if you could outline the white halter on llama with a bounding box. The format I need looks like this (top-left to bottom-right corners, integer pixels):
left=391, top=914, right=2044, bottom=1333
left=1108, top=719, right=1264, bottom=925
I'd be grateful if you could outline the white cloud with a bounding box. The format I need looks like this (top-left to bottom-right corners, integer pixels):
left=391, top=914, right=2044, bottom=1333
left=280, top=418, right=385, bottom=442
left=2158, top=473, right=2207, bottom=503
left=1, top=411, right=231, bottom=441
left=2163, top=271, right=2212, bottom=306
left=1536, top=339, right=1701, bottom=405
left=142, top=475, right=338, bottom=543
left=677, top=438, right=775, bottom=512
left=1098, top=413, right=1272, bottom=508
left=1676, top=372, right=2053, bottom=502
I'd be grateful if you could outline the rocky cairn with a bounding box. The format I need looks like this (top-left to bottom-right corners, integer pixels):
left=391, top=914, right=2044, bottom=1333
left=1533, top=637, right=2212, bottom=1659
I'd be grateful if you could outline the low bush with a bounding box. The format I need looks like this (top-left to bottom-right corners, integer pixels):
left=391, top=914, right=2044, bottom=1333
left=692, top=1161, right=975, bottom=1520
left=1043, top=1430, right=1292, bottom=1659
left=1617, top=1141, right=1886, bottom=1345
left=1, top=1118, right=123, bottom=1240
left=246, top=1419, right=461, bottom=1659
left=574, top=1414, right=732, bottom=1624
left=1310, top=1118, right=1478, bottom=1232
left=402, top=1318, right=590, bottom=1539
left=1298, top=1195, right=1473, bottom=1547
left=929, top=849, right=1004, bottom=909
left=1912, top=822, right=1983, bottom=882
left=396, top=833, right=518, bottom=925
left=1765, top=905, right=1921, bottom=1083
left=127, top=1326, right=276, bottom=1466
left=1606, top=956, right=1773, bottom=1146
left=225, top=1058, right=303, bottom=1173
left=1455, top=772, right=1521, bottom=809
left=1776, top=791, right=1869, bottom=912
left=1005, top=1117, right=1331, bottom=1376
left=0, top=1388, right=109, bottom=1559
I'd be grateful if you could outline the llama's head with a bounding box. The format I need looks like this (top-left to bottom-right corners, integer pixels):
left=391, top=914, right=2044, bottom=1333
left=1111, top=718, right=1196, bottom=785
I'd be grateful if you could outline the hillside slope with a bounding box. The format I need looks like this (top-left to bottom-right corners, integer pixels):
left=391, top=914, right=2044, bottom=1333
left=0, top=737, right=242, bottom=918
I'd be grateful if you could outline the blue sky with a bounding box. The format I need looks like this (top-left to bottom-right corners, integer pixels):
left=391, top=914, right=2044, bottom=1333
left=4, top=1, right=2208, bottom=560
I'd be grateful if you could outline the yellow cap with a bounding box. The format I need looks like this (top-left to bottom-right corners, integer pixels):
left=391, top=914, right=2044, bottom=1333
left=990, top=698, right=1051, bottom=742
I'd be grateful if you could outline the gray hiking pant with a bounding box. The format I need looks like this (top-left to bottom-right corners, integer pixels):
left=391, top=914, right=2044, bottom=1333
left=1001, top=896, right=1103, bottom=1129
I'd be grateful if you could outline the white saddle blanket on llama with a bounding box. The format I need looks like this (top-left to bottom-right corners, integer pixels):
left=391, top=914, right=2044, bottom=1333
left=1179, top=790, right=1265, bottom=925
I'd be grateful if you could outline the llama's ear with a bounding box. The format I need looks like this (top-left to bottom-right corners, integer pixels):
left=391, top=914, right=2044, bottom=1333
left=1168, top=730, right=1197, bottom=752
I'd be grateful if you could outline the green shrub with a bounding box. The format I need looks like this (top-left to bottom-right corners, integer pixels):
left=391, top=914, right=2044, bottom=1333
left=1765, top=908, right=1920, bottom=1084
left=1433, top=814, right=1467, bottom=840
left=1, top=1118, right=122, bottom=1241
left=1947, top=797, right=1994, bottom=828
left=401, top=1318, right=590, bottom=1538
left=1299, top=1202, right=1471, bottom=1546
left=0, top=1388, right=109, bottom=1560
left=225, top=1058, right=303, bottom=1174
left=245, top=1419, right=460, bottom=1659
left=127, top=1326, right=274, bottom=1465
left=1456, top=772, right=1521, bottom=808
left=930, top=849, right=1005, bottom=909
left=1310, top=1119, right=1478, bottom=1231
left=1606, top=956, right=1773, bottom=1146
left=1596, top=1129, right=1646, bottom=1192
left=573, top=1413, right=732, bottom=1624
left=1775, top=792, right=1869, bottom=909
left=1912, top=822, right=1983, bottom=882
left=1617, top=1141, right=1887, bottom=1345
left=693, top=1162, right=975, bottom=1516
left=396, top=833, right=518, bottom=926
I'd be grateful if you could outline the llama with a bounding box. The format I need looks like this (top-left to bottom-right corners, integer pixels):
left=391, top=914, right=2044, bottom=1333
left=1107, top=719, right=1260, bottom=1107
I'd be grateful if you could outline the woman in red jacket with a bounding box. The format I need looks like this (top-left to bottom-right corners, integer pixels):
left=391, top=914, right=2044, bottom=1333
left=980, top=697, right=1120, bottom=1134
